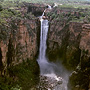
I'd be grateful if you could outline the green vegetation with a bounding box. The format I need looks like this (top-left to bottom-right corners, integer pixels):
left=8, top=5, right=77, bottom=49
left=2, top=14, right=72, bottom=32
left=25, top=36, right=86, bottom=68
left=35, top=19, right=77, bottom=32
left=0, top=5, right=21, bottom=25
left=58, top=2, right=90, bottom=9
left=0, top=2, right=22, bottom=41
left=11, top=85, right=22, bottom=90
left=0, top=0, right=90, bottom=8
left=0, top=59, right=39, bottom=90
left=0, top=76, right=13, bottom=90
left=47, top=6, right=90, bottom=23
left=0, top=9, right=14, bottom=24
left=8, top=59, right=39, bottom=90
left=0, top=0, right=90, bottom=89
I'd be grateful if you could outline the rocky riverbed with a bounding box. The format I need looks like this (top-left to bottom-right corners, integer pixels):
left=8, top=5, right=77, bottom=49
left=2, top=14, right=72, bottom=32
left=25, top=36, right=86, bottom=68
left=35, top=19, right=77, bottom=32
left=35, top=73, right=68, bottom=90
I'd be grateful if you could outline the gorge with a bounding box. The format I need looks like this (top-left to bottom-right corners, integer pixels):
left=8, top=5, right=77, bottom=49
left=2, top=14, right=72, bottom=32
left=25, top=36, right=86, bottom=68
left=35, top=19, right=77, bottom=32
left=0, top=1, right=90, bottom=90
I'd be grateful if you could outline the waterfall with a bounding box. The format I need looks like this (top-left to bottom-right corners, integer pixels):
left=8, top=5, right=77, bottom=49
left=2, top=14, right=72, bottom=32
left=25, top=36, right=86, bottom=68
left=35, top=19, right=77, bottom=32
left=37, top=14, right=50, bottom=74
left=37, top=6, right=69, bottom=90
left=48, top=5, right=52, bottom=9
left=42, top=9, right=46, bottom=17
left=39, top=19, right=48, bottom=62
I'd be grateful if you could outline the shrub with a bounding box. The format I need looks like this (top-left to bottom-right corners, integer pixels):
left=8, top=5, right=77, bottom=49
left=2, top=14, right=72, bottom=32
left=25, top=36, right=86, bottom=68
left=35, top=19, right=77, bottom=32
left=0, top=5, right=2, bottom=11
left=8, top=59, right=39, bottom=90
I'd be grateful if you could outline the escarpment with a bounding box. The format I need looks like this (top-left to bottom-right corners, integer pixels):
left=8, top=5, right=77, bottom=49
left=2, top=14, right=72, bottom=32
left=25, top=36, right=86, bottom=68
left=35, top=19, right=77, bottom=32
left=0, top=3, right=43, bottom=89
left=47, top=21, right=83, bottom=69
left=68, top=24, right=90, bottom=90
left=45, top=7, right=90, bottom=90
left=46, top=7, right=83, bottom=69
left=0, top=13, right=38, bottom=75
left=80, top=24, right=90, bottom=70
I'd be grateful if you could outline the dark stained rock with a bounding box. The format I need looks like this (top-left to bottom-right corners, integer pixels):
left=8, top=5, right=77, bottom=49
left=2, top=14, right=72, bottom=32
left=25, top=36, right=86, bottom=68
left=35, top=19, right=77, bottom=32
left=26, top=3, right=47, bottom=16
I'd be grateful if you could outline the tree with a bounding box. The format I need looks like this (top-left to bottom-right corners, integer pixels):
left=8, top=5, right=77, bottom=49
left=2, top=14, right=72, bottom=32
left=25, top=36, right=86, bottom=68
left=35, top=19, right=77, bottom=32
left=0, top=0, right=4, bottom=2
left=0, top=48, right=3, bottom=75
left=7, top=39, right=14, bottom=67
left=0, top=5, right=2, bottom=11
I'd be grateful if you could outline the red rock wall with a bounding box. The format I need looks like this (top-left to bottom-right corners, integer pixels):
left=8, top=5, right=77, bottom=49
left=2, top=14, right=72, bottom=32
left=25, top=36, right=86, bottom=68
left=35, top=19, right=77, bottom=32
left=0, top=18, right=39, bottom=75
left=46, top=8, right=90, bottom=90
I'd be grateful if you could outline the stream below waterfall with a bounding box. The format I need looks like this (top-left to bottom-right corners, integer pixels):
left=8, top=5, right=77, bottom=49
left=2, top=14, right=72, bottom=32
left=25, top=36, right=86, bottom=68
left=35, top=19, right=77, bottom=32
left=37, top=6, right=70, bottom=90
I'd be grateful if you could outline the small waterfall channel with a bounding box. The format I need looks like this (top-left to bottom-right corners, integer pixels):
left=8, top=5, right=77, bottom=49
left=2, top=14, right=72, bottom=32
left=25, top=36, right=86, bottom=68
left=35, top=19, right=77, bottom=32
left=37, top=5, right=69, bottom=90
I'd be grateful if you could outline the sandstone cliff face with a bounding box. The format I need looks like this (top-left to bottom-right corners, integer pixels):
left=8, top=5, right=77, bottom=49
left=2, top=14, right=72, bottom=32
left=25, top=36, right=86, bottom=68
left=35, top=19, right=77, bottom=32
left=47, top=9, right=83, bottom=69
left=69, top=24, right=90, bottom=90
left=0, top=3, right=42, bottom=89
left=47, top=21, right=83, bottom=68
left=0, top=18, right=39, bottom=75
left=80, top=24, right=90, bottom=70
left=46, top=7, right=90, bottom=90
left=80, top=24, right=90, bottom=55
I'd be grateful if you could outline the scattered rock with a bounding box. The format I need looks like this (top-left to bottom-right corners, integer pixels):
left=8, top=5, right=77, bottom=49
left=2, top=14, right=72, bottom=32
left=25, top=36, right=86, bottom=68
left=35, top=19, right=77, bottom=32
left=36, top=74, right=62, bottom=90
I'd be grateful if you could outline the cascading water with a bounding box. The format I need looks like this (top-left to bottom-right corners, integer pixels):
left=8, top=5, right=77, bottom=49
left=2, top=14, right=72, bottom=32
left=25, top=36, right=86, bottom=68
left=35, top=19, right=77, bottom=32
left=37, top=6, right=70, bottom=90
left=37, top=6, right=55, bottom=74
left=48, top=5, right=52, bottom=9
left=37, top=18, right=49, bottom=74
